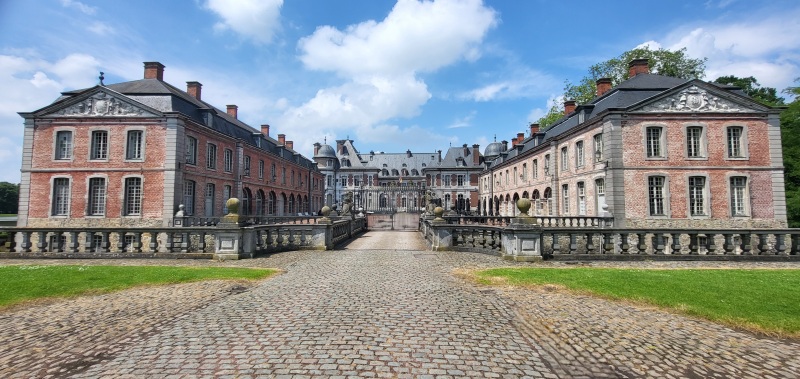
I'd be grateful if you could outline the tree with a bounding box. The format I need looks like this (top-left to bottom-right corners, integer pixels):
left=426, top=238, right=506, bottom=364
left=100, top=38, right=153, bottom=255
left=0, top=182, right=19, bottom=214
left=536, top=47, right=707, bottom=127
left=714, top=75, right=785, bottom=106
left=781, top=78, right=800, bottom=226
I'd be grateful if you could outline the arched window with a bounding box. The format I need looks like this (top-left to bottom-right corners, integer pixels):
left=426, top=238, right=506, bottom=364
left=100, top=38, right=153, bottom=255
left=268, top=191, right=276, bottom=215
left=256, top=190, right=265, bottom=215
left=241, top=187, right=252, bottom=216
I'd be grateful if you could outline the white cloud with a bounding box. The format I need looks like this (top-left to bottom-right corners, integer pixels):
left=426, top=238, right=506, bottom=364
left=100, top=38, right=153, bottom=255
left=526, top=107, right=547, bottom=123
left=298, top=0, right=497, bottom=77
left=447, top=111, right=476, bottom=129
left=279, top=0, right=499, bottom=156
left=87, top=22, right=116, bottom=35
left=204, top=0, right=283, bottom=44
left=656, top=9, right=800, bottom=89
left=59, top=0, right=96, bottom=15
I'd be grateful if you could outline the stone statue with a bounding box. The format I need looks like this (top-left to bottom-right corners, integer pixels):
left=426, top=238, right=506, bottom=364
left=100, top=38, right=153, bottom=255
left=341, top=191, right=355, bottom=219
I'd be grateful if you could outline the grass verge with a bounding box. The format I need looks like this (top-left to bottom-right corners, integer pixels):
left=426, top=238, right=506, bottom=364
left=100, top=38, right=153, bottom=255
left=474, top=267, right=800, bottom=338
left=0, top=265, right=276, bottom=308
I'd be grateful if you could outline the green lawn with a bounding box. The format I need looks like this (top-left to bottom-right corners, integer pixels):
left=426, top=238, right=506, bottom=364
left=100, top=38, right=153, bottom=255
left=476, top=268, right=800, bottom=337
left=0, top=265, right=275, bottom=308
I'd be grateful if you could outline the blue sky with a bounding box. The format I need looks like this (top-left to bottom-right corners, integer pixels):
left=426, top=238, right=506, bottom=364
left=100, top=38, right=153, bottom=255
left=1, top=0, right=799, bottom=184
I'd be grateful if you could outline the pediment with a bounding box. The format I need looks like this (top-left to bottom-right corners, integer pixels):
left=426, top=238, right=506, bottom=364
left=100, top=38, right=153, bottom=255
left=38, top=87, right=161, bottom=118
left=632, top=83, right=765, bottom=113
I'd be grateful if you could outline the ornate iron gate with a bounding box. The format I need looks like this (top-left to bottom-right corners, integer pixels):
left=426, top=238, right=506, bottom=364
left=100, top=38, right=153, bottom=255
left=354, top=183, right=425, bottom=230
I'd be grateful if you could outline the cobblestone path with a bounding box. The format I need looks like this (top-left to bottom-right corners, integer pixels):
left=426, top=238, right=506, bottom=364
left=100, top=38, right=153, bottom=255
left=0, top=231, right=798, bottom=378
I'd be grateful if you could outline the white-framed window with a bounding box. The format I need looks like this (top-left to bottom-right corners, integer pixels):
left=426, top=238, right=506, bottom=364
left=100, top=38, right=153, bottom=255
left=186, top=136, right=197, bottom=165
left=730, top=176, right=749, bottom=216
left=522, top=163, right=528, bottom=181
left=326, top=175, right=332, bottom=187
left=688, top=176, right=707, bottom=216
left=561, top=147, right=569, bottom=172
left=648, top=176, right=666, bottom=216
left=125, top=130, right=144, bottom=160
left=457, top=175, right=465, bottom=187
left=204, top=183, right=215, bottom=217
left=258, top=160, right=264, bottom=179
left=368, top=175, right=373, bottom=185
left=646, top=126, right=664, bottom=158
left=243, top=155, right=251, bottom=176
left=123, top=177, right=143, bottom=216
left=593, top=133, right=603, bottom=162
left=686, top=126, right=706, bottom=158
left=90, top=130, right=108, bottom=160
left=55, top=130, right=73, bottom=160
left=51, top=177, right=70, bottom=216
left=354, top=176, right=361, bottom=186
left=561, top=184, right=569, bottom=214
left=533, top=159, right=538, bottom=179
left=575, top=141, right=584, bottom=168
left=224, top=149, right=233, bottom=172
left=222, top=185, right=232, bottom=214
left=291, top=170, right=296, bottom=186
left=271, top=163, right=277, bottom=181
left=577, top=181, right=586, bottom=215
left=87, top=177, right=106, bottom=216
left=183, top=180, right=195, bottom=216
left=444, top=175, right=451, bottom=187
left=727, top=126, right=746, bottom=158
left=544, top=155, right=551, bottom=176
left=206, top=143, right=217, bottom=169
left=340, top=175, right=347, bottom=187
left=513, top=167, right=518, bottom=184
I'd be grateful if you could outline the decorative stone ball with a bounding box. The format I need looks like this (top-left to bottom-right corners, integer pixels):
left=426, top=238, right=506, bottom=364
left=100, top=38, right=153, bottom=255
left=226, top=198, right=240, bottom=215
left=516, top=198, right=532, bottom=215
left=321, top=206, right=331, bottom=217
left=433, top=206, right=444, bottom=218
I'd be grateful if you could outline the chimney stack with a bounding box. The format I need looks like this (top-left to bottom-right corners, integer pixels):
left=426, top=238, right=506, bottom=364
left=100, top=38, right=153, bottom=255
left=501, top=140, right=508, bottom=151
left=529, top=123, right=540, bottom=135
left=564, top=100, right=576, bottom=115
left=472, top=144, right=480, bottom=165
left=511, top=137, right=518, bottom=146
left=313, top=142, right=321, bottom=156
left=226, top=105, right=238, bottom=119
left=261, top=124, right=270, bottom=137
left=596, top=78, right=612, bottom=97
left=628, top=58, right=650, bottom=78
left=143, top=62, right=165, bottom=80
left=286, top=141, right=294, bottom=150
left=517, top=132, right=525, bottom=144
left=278, top=134, right=286, bottom=145
left=186, top=81, right=202, bottom=100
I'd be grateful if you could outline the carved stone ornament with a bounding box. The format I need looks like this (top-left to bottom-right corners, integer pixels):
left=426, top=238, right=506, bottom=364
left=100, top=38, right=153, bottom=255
left=640, top=85, right=754, bottom=113
left=49, top=91, right=156, bottom=117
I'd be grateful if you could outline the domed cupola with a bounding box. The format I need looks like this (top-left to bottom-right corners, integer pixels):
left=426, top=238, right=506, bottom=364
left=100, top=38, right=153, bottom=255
left=484, top=139, right=503, bottom=162
left=315, top=143, right=337, bottom=159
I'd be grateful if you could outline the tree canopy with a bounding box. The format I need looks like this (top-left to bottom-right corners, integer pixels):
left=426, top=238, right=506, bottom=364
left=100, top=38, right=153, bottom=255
left=536, top=47, right=707, bottom=127
left=0, top=182, right=18, bottom=214
left=781, top=78, right=800, bottom=226
left=713, top=75, right=785, bottom=106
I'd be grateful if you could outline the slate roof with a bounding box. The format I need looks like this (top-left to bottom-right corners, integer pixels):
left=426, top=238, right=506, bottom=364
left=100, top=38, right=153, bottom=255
left=485, top=73, right=770, bottom=168
left=50, top=78, right=317, bottom=170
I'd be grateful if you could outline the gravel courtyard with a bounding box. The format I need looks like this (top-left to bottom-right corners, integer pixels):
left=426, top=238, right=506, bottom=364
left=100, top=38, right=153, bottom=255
left=0, top=231, right=798, bottom=378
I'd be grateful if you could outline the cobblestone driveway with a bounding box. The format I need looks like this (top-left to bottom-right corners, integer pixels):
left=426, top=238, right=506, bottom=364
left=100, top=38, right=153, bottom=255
left=1, top=231, right=798, bottom=378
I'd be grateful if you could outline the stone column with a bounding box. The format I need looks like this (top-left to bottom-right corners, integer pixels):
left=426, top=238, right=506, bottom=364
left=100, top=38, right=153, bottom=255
left=502, top=198, right=543, bottom=262
left=214, top=198, right=253, bottom=260
left=430, top=207, right=452, bottom=251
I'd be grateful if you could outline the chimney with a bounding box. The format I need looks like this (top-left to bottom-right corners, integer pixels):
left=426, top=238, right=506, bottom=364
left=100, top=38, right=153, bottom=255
left=511, top=137, right=518, bottom=146
left=628, top=58, right=650, bottom=78
left=226, top=105, right=238, bottom=119
left=529, top=123, right=540, bottom=135
left=261, top=124, right=270, bottom=137
left=501, top=140, right=508, bottom=151
left=313, top=142, right=321, bottom=155
left=437, top=150, right=442, bottom=162
left=564, top=100, right=576, bottom=115
left=517, top=132, right=525, bottom=143
left=472, top=144, right=480, bottom=165
left=278, top=134, right=286, bottom=145
left=596, top=78, right=612, bottom=97
left=143, top=62, right=165, bottom=80
left=286, top=141, right=294, bottom=150
left=336, top=140, right=344, bottom=154
left=186, top=81, right=202, bottom=100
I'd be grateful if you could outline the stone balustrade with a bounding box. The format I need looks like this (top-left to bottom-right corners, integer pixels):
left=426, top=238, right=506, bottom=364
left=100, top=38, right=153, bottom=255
left=422, top=199, right=800, bottom=261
